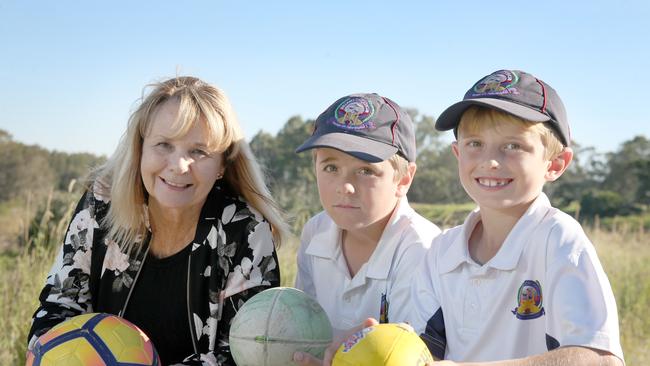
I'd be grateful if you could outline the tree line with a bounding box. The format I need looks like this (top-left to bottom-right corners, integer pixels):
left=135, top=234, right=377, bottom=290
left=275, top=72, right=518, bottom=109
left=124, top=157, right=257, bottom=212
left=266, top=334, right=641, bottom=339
left=1, top=112, right=649, bottom=235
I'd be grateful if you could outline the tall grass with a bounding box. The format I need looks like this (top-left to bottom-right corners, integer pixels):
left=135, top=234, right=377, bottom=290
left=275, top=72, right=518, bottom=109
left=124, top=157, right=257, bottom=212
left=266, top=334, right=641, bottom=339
left=1, top=201, right=648, bottom=365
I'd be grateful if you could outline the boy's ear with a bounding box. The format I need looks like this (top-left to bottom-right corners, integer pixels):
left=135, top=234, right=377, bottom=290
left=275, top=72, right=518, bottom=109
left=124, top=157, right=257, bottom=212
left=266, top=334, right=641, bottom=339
left=545, top=147, right=574, bottom=182
left=396, top=162, right=417, bottom=197
left=451, top=142, right=460, bottom=160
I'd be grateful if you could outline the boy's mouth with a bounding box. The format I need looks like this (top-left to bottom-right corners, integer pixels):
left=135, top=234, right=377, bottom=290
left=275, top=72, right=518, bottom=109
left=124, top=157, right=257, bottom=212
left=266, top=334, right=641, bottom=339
left=476, top=177, right=512, bottom=187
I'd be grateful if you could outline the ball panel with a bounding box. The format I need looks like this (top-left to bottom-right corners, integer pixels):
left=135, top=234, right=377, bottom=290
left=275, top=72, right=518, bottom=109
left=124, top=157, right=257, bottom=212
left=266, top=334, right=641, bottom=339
left=27, top=313, right=160, bottom=366
left=40, top=337, right=107, bottom=366
left=229, top=287, right=333, bottom=366
left=332, top=324, right=434, bottom=366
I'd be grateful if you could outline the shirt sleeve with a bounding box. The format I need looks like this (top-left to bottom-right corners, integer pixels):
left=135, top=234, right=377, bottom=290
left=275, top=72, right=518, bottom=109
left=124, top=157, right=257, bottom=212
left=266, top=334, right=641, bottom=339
left=27, top=191, right=101, bottom=349
left=544, top=220, right=624, bottom=362
left=294, top=218, right=316, bottom=298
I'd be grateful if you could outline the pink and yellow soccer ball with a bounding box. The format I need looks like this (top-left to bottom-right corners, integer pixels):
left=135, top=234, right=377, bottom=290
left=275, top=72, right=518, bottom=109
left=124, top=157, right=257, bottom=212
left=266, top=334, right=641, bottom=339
left=26, top=313, right=160, bottom=366
left=332, top=323, right=434, bottom=366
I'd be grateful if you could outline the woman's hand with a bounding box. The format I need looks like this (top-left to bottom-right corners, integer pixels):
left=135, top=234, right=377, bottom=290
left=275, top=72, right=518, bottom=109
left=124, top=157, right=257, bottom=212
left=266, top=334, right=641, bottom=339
left=293, top=318, right=379, bottom=366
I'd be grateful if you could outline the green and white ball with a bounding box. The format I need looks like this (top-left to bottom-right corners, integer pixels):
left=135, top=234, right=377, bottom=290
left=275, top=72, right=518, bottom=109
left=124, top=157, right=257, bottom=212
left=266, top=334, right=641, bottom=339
left=229, top=287, right=333, bottom=366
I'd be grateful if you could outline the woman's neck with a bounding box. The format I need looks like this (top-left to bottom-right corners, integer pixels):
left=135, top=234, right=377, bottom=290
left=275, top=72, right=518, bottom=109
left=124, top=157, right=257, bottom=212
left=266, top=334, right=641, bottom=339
left=147, top=202, right=202, bottom=258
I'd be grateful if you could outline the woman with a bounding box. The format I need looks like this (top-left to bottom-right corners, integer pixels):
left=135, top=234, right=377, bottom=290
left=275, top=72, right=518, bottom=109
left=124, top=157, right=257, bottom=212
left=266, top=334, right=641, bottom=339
left=27, top=76, right=289, bottom=365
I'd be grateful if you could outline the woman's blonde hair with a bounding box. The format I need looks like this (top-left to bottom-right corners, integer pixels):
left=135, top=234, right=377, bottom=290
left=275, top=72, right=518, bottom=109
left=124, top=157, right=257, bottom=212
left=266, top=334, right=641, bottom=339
left=91, top=76, right=289, bottom=253
left=458, top=106, right=565, bottom=159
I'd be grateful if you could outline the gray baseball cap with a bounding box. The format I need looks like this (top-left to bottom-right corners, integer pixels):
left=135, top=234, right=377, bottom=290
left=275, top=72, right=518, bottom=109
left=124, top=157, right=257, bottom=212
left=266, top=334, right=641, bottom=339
left=295, top=93, right=416, bottom=162
left=436, top=69, right=571, bottom=146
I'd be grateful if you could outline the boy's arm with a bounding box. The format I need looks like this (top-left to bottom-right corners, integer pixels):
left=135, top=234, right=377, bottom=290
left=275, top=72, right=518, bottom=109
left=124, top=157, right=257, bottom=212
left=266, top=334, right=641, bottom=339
left=433, top=346, right=622, bottom=366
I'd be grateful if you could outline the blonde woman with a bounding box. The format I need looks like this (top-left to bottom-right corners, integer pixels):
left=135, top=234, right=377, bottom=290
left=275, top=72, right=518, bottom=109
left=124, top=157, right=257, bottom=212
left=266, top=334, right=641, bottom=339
left=28, top=76, right=289, bottom=365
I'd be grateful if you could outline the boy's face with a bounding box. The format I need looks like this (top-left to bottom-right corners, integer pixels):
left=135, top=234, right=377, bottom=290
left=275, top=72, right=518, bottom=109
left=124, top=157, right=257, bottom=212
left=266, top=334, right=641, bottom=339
left=452, top=120, right=567, bottom=216
left=314, top=148, right=411, bottom=234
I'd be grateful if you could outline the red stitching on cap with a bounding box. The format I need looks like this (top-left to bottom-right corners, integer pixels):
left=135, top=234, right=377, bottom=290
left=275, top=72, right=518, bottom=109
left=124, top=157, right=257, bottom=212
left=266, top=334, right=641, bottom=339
left=535, top=78, right=547, bottom=113
left=382, top=97, right=399, bottom=144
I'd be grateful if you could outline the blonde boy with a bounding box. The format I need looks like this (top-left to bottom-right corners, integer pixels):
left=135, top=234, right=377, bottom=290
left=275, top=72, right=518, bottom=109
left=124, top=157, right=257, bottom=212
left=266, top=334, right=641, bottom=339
left=294, top=93, right=441, bottom=338
left=412, top=70, right=624, bottom=365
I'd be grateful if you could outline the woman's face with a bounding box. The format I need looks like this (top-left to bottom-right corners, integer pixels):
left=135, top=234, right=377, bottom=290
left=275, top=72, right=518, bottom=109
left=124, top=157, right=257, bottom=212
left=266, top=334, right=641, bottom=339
left=140, top=99, right=224, bottom=216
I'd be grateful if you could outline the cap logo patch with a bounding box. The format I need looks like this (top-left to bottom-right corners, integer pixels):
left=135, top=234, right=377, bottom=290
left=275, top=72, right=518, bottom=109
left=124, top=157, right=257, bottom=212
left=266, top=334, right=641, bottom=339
left=333, top=96, right=376, bottom=130
left=472, top=70, right=520, bottom=97
left=512, top=280, right=545, bottom=320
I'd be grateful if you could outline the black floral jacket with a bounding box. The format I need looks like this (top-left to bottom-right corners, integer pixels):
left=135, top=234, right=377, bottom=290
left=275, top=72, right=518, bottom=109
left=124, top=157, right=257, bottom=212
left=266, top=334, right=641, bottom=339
left=28, top=181, right=281, bottom=365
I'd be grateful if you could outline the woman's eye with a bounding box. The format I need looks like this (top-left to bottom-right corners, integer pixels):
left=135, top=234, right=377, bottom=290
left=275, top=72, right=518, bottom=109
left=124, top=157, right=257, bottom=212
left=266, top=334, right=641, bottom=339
left=155, top=142, right=173, bottom=151
left=191, top=149, right=209, bottom=157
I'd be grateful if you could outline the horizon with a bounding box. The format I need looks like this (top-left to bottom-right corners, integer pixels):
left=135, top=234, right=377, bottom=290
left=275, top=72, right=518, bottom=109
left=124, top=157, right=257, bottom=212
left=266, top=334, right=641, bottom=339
left=1, top=1, right=649, bottom=157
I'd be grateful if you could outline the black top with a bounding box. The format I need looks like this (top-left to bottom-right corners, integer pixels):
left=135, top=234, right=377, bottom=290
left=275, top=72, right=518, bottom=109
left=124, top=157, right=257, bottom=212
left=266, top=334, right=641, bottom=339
left=124, top=243, right=195, bottom=365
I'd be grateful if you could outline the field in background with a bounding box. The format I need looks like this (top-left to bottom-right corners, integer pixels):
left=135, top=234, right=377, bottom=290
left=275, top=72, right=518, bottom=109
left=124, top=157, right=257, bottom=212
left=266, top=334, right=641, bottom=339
left=1, top=203, right=648, bottom=365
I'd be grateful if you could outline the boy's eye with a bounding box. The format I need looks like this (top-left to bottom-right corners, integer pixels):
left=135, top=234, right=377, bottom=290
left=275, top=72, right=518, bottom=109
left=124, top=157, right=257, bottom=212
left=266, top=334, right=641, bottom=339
left=467, top=140, right=481, bottom=148
left=504, top=143, right=521, bottom=150
left=323, top=164, right=337, bottom=173
left=358, top=167, right=375, bottom=176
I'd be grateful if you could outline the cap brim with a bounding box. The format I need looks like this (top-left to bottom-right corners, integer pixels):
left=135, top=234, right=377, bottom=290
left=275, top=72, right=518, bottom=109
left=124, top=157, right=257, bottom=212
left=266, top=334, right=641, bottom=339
left=295, top=132, right=398, bottom=163
left=435, top=99, right=551, bottom=131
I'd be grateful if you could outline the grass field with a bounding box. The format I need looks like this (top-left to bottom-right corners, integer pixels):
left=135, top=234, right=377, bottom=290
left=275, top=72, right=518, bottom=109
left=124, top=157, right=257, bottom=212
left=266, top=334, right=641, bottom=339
left=1, top=207, right=647, bottom=365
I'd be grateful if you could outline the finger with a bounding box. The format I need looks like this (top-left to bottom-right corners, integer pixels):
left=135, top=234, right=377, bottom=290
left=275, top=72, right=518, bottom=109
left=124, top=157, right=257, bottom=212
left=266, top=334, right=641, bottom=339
left=362, top=318, right=379, bottom=327
left=292, top=351, right=322, bottom=366
left=323, top=319, right=378, bottom=365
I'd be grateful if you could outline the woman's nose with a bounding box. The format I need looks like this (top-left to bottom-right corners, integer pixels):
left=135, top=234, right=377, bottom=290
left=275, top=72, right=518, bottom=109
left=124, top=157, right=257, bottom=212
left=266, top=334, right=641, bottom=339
left=170, top=154, right=192, bottom=174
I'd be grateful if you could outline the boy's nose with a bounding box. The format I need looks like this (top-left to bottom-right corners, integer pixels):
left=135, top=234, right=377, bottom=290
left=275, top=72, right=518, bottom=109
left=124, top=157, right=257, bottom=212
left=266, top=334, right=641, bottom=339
left=480, top=158, right=500, bottom=170
left=336, top=182, right=355, bottom=195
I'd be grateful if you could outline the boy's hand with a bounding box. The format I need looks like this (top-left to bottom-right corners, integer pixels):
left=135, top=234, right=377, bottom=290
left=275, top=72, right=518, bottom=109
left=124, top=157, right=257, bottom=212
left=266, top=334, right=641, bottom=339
left=292, top=318, right=379, bottom=366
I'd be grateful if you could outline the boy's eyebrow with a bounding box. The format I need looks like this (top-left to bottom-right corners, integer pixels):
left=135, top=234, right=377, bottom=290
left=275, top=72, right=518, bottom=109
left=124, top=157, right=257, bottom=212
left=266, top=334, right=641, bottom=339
left=316, top=156, right=338, bottom=164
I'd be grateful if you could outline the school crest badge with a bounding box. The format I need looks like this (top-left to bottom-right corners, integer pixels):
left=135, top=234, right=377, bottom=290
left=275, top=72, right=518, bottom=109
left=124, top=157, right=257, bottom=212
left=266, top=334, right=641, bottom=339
left=333, top=96, right=375, bottom=130
left=472, top=69, right=520, bottom=96
left=512, top=280, right=545, bottom=320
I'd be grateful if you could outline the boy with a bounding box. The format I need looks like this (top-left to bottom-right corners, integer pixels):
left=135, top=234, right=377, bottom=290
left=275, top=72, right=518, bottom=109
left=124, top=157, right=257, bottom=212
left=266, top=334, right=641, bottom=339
left=411, top=70, right=625, bottom=365
left=294, top=93, right=441, bottom=337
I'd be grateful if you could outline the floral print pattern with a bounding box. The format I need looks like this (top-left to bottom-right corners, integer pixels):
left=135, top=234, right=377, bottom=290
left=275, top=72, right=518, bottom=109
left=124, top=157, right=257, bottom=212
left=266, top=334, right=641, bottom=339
left=28, top=182, right=280, bottom=365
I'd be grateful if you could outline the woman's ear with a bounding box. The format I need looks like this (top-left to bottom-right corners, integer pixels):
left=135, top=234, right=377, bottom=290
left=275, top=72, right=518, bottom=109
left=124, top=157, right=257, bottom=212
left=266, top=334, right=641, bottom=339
left=546, top=147, right=574, bottom=182
left=396, top=162, right=417, bottom=197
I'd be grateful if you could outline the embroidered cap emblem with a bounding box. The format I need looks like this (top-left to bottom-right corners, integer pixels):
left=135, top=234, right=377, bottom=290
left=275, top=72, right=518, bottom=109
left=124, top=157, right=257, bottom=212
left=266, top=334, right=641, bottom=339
left=333, top=96, right=375, bottom=130
left=512, top=280, right=545, bottom=320
left=472, top=69, right=519, bottom=96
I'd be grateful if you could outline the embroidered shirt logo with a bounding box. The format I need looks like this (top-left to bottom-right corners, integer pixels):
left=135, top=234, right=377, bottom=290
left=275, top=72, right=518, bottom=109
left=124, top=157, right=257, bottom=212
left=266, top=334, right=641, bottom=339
left=472, top=70, right=519, bottom=97
left=333, top=96, right=375, bottom=130
left=512, top=280, right=545, bottom=320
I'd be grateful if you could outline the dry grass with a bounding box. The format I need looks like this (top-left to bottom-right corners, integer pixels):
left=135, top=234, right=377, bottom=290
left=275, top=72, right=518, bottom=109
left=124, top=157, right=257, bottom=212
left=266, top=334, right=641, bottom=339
left=1, top=211, right=647, bottom=365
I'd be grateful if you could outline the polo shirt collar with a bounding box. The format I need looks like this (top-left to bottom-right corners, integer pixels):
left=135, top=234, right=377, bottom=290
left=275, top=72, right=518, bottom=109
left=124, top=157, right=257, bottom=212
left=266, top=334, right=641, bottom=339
left=439, top=193, right=553, bottom=273
left=305, top=217, right=341, bottom=260
left=366, top=198, right=414, bottom=279
left=304, top=198, right=414, bottom=280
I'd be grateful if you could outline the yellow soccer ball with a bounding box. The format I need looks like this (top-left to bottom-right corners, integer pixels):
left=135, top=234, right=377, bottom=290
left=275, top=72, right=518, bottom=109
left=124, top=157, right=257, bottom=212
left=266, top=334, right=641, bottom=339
left=332, top=323, right=434, bottom=366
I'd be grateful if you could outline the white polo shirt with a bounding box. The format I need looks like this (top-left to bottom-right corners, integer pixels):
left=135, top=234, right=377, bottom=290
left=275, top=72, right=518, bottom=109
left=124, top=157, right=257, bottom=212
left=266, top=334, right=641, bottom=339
left=411, top=193, right=624, bottom=363
left=295, top=198, right=440, bottom=337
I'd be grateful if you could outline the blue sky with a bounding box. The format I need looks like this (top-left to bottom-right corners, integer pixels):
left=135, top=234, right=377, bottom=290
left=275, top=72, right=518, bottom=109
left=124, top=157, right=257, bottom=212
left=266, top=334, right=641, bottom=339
left=1, top=1, right=648, bottom=157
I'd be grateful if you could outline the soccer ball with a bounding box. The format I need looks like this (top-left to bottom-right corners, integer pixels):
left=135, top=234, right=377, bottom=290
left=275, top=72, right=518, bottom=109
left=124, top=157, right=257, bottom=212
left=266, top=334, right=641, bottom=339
left=332, top=323, right=434, bottom=366
left=229, top=287, right=333, bottom=366
left=26, top=313, right=160, bottom=366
